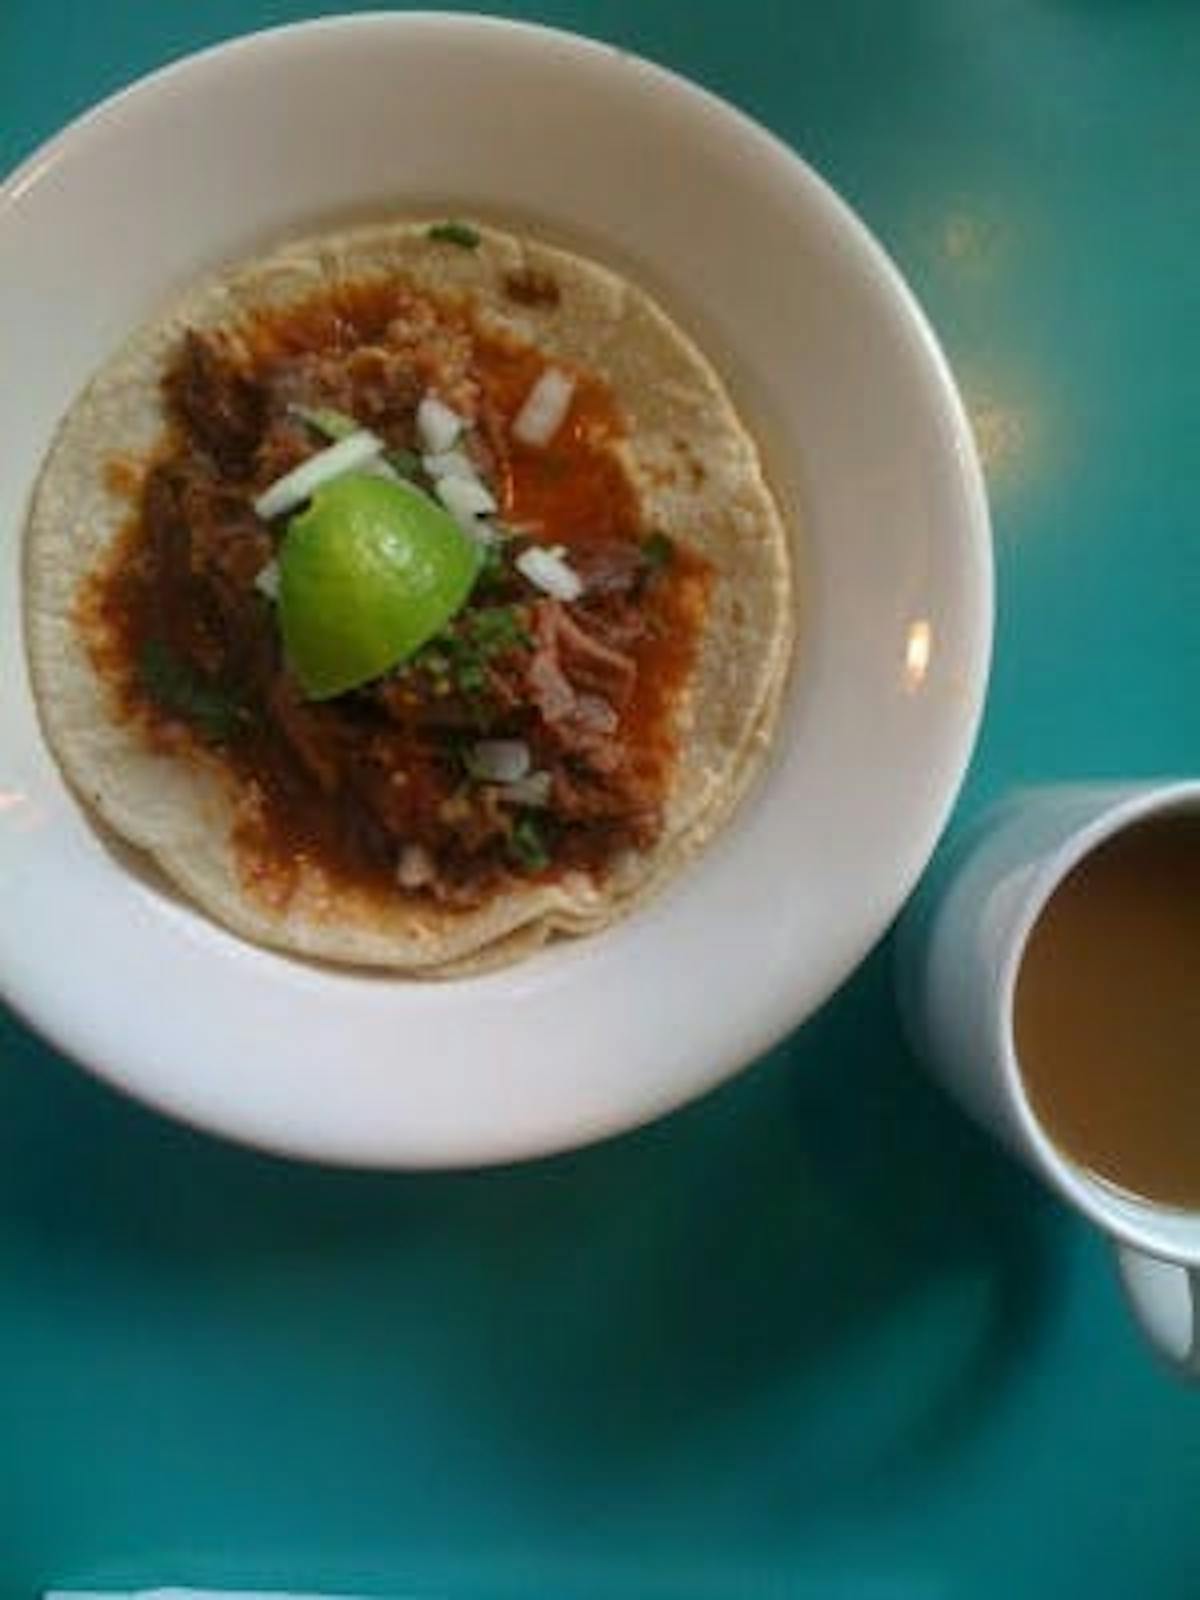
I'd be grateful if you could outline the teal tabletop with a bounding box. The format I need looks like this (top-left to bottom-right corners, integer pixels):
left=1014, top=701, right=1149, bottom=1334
left=2, top=2, right=1198, bottom=1596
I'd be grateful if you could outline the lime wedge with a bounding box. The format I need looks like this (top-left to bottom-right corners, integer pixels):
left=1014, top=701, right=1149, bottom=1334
left=278, top=474, right=479, bottom=700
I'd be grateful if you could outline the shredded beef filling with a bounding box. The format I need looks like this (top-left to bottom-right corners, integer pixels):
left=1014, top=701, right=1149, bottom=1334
left=100, top=286, right=708, bottom=908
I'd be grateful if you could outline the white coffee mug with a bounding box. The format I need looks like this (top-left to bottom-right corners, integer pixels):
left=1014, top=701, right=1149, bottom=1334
left=895, top=779, right=1200, bottom=1376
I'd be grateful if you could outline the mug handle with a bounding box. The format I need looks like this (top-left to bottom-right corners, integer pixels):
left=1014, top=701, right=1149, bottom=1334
left=1115, top=1245, right=1200, bottom=1377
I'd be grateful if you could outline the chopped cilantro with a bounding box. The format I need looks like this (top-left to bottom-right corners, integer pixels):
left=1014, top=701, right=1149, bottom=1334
left=412, top=606, right=532, bottom=699
left=464, top=605, right=532, bottom=654
left=473, top=535, right=510, bottom=592
left=642, top=531, right=674, bottom=570
left=427, top=221, right=481, bottom=250
left=138, top=638, right=244, bottom=742
left=385, top=446, right=422, bottom=479
left=509, top=814, right=550, bottom=872
left=456, top=658, right=488, bottom=697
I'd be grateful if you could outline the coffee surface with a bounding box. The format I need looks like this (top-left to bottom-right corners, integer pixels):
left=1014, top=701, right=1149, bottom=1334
left=1014, top=810, right=1200, bottom=1208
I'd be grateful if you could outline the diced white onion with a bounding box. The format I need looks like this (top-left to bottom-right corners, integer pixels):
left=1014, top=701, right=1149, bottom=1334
left=515, top=543, right=584, bottom=601
left=471, top=739, right=531, bottom=784
left=512, top=368, right=574, bottom=447
left=435, top=474, right=497, bottom=527
left=253, top=560, right=280, bottom=601
left=396, top=843, right=435, bottom=890
left=422, top=447, right=479, bottom=483
left=416, top=394, right=464, bottom=455
left=499, top=771, right=553, bottom=808
left=253, top=430, right=384, bottom=520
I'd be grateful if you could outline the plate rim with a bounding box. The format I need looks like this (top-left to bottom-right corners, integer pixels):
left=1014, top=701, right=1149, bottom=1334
left=0, top=11, right=993, bottom=1167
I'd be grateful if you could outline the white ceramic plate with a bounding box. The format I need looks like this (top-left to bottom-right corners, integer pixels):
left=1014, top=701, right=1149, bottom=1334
left=0, top=15, right=991, bottom=1166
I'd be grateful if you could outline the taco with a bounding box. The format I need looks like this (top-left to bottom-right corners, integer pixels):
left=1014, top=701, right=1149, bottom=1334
left=25, top=220, right=793, bottom=973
